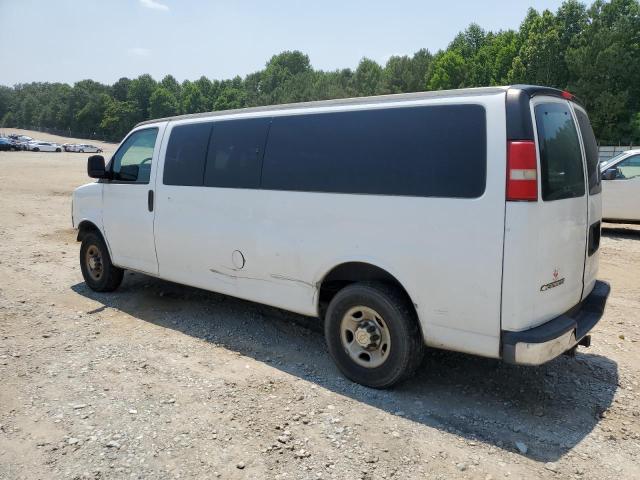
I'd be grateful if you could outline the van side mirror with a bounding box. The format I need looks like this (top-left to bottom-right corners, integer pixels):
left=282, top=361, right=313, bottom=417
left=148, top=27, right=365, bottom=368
left=601, top=168, right=617, bottom=181
left=87, top=155, right=107, bottom=178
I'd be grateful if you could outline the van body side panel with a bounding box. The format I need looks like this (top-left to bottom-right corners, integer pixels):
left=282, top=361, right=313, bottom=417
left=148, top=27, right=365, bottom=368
left=153, top=94, right=506, bottom=359
left=73, top=182, right=104, bottom=233
left=155, top=187, right=318, bottom=315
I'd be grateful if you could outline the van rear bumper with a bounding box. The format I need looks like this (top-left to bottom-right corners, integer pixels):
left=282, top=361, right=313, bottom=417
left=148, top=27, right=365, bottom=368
left=501, top=280, right=611, bottom=365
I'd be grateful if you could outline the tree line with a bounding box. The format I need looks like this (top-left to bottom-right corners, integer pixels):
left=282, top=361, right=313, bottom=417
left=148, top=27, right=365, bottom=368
left=1, top=0, right=638, bottom=143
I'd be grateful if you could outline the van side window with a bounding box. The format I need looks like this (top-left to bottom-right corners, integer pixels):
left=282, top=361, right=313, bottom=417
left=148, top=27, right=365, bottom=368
left=261, top=105, right=486, bottom=198
left=575, top=109, right=601, bottom=195
left=534, top=103, right=585, bottom=201
left=112, top=128, right=158, bottom=183
left=164, top=122, right=212, bottom=186
left=204, top=118, right=271, bottom=189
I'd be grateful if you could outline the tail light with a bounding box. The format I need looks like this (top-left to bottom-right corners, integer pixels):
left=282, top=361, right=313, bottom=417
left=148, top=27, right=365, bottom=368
left=507, top=140, right=538, bottom=201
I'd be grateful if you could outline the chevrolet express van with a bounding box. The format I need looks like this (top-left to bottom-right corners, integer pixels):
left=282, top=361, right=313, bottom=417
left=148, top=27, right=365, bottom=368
left=72, top=85, right=610, bottom=388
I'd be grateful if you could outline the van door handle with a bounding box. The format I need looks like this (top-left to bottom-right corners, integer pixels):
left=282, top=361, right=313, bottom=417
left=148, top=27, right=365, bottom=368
left=148, top=190, right=154, bottom=212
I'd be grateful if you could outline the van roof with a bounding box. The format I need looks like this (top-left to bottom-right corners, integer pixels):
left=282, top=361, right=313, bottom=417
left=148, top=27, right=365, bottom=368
left=135, top=84, right=570, bottom=127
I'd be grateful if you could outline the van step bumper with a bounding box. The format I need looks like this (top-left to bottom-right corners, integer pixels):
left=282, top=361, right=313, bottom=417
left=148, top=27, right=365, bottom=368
left=502, top=280, right=611, bottom=365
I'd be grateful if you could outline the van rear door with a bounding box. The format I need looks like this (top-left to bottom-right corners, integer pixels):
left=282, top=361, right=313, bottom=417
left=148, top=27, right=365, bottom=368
left=573, top=105, right=602, bottom=298
left=502, top=94, right=589, bottom=332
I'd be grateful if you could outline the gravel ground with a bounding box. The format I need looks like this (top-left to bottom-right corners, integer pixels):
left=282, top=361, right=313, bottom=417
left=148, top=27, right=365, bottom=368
left=1, top=130, right=639, bottom=480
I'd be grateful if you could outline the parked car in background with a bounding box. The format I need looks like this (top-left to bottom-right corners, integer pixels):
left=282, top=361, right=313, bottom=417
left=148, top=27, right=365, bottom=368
left=4, top=134, right=34, bottom=150
left=63, top=143, right=76, bottom=152
left=0, top=137, right=12, bottom=151
left=77, top=144, right=103, bottom=153
left=28, top=141, right=62, bottom=152
left=13, top=140, right=30, bottom=150
left=601, top=149, right=640, bottom=223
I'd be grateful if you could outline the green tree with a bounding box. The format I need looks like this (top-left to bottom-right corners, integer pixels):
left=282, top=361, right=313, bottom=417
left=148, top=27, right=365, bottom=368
left=260, top=50, right=312, bottom=103
left=75, top=93, right=111, bottom=135
left=127, top=74, right=157, bottom=121
left=427, top=50, right=468, bottom=90
left=0, top=85, right=14, bottom=122
left=353, top=58, right=384, bottom=96
left=409, top=49, right=433, bottom=92
left=112, top=77, right=132, bottom=102
left=149, top=87, right=179, bottom=118
left=383, top=56, right=413, bottom=93
left=100, top=99, right=138, bottom=140
left=181, top=81, right=208, bottom=113
left=214, top=87, right=246, bottom=111
left=450, top=23, right=487, bottom=59
left=508, top=9, right=565, bottom=86
left=1, top=111, right=15, bottom=127
left=566, top=0, right=640, bottom=142
left=160, top=74, right=181, bottom=98
left=20, top=96, right=38, bottom=127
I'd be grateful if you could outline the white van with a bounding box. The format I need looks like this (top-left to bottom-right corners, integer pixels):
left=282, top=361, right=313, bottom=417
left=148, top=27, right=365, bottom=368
left=72, top=85, right=610, bottom=388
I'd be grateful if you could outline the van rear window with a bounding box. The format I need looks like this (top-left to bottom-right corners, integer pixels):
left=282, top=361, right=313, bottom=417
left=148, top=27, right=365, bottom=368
left=534, top=103, right=585, bottom=201
left=261, top=105, right=486, bottom=198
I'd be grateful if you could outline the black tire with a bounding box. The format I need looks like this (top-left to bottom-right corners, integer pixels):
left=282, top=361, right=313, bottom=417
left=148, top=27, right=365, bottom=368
left=80, top=232, right=124, bottom=292
left=33, top=147, right=39, bottom=152
left=325, top=282, right=424, bottom=388
left=56, top=148, right=61, bottom=152
left=79, top=149, right=84, bottom=153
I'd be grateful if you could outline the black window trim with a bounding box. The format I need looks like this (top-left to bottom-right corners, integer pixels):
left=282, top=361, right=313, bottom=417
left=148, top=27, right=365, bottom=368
left=107, top=126, right=160, bottom=185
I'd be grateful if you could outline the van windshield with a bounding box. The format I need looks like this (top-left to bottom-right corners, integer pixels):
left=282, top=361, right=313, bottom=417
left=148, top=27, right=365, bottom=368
left=534, top=103, right=585, bottom=201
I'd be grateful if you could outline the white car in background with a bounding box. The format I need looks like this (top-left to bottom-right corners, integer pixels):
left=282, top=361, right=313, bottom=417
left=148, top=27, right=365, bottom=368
left=76, top=144, right=103, bottom=153
left=600, top=149, right=640, bottom=223
left=28, top=141, right=62, bottom=152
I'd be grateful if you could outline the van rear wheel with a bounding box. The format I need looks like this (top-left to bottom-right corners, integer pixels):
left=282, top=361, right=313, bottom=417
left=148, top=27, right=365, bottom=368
left=80, top=232, right=124, bottom=292
left=325, top=282, right=424, bottom=388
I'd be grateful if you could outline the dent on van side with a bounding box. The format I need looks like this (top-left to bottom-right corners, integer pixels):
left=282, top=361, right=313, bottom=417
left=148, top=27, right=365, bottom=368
left=72, top=85, right=610, bottom=388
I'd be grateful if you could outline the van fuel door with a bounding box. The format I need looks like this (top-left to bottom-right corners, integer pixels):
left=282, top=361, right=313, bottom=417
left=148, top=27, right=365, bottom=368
left=232, top=250, right=245, bottom=270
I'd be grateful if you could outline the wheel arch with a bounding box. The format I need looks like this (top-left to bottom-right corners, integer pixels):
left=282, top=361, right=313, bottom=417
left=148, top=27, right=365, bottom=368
left=76, top=220, right=101, bottom=241
left=76, top=220, right=114, bottom=260
left=316, top=261, right=420, bottom=328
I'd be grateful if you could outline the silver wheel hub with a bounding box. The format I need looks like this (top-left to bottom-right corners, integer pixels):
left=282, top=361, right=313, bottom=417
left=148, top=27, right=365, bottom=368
left=340, top=306, right=390, bottom=368
left=355, top=321, right=381, bottom=348
left=85, top=245, right=103, bottom=281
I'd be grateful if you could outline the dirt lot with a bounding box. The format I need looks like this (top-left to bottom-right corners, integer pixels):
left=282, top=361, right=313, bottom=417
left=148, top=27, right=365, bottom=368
left=1, top=130, right=639, bottom=480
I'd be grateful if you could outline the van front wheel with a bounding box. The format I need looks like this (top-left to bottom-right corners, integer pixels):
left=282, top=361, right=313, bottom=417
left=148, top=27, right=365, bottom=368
left=325, top=282, right=424, bottom=388
left=80, top=232, right=124, bottom=292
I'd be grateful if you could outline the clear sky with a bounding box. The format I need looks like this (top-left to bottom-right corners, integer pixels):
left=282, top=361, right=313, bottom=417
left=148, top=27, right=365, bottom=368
left=0, top=0, right=567, bottom=86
